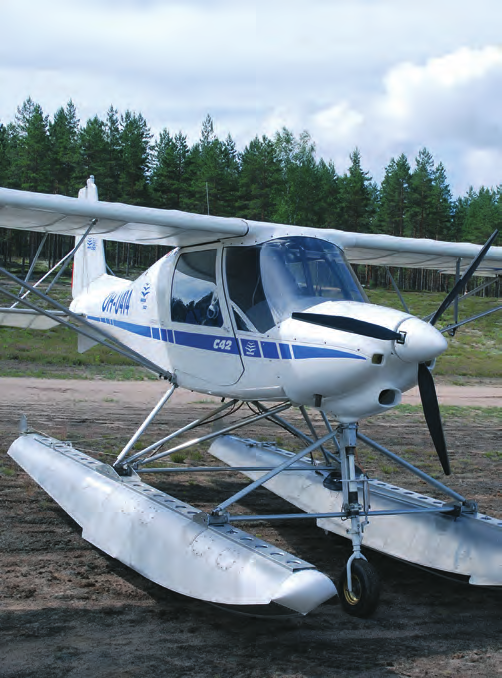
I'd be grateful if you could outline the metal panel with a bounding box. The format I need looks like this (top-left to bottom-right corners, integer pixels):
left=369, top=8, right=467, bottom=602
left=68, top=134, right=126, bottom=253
left=8, top=433, right=336, bottom=614
left=210, top=436, right=502, bottom=586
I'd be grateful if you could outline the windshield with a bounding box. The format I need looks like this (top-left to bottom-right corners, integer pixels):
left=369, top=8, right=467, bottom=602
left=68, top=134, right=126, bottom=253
left=226, top=236, right=367, bottom=332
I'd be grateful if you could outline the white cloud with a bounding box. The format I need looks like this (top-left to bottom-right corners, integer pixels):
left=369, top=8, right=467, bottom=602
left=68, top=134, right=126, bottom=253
left=2, top=2, right=502, bottom=193
left=313, top=102, right=364, bottom=144
left=462, top=149, right=502, bottom=189
left=309, top=46, right=502, bottom=192
left=377, top=46, right=502, bottom=145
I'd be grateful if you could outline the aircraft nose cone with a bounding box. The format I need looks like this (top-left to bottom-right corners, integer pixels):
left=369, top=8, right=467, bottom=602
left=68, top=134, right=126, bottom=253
left=394, top=317, right=448, bottom=364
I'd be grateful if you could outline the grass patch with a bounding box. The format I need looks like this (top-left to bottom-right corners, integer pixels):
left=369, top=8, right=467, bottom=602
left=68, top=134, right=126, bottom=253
left=484, top=451, right=502, bottom=461
left=170, top=452, right=187, bottom=464
left=366, top=288, right=502, bottom=377
left=0, top=288, right=500, bottom=379
left=393, top=404, right=502, bottom=422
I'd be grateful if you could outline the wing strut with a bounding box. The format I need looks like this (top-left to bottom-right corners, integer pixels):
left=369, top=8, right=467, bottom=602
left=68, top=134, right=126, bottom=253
left=0, top=268, right=172, bottom=380
left=10, top=222, right=94, bottom=309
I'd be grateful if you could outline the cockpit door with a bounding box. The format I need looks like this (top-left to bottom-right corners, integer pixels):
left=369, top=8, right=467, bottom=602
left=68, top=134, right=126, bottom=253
left=168, top=246, right=244, bottom=387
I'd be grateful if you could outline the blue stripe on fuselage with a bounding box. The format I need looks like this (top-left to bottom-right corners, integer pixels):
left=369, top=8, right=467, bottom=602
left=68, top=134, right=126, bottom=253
left=87, top=317, right=365, bottom=361
left=292, top=345, right=366, bottom=360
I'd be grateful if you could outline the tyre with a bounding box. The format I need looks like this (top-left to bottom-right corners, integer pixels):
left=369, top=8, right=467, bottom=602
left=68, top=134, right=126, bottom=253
left=338, top=558, right=380, bottom=618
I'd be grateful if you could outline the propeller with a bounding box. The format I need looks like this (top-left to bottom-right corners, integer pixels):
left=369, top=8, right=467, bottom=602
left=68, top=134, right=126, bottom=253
left=430, top=229, right=499, bottom=326
left=417, top=229, right=499, bottom=475
left=293, top=311, right=452, bottom=474
left=292, top=312, right=403, bottom=342
left=417, top=363, right=450, bottom=475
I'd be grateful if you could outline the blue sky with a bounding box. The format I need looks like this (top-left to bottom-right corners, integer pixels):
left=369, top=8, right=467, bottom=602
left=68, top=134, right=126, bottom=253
left=2, top=0, right=502, bottom=195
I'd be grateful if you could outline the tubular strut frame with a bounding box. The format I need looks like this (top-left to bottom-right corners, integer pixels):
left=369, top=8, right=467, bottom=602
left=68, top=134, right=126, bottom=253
left=111, top=394, right=474, bottom=594
left=0, top=268, right=172, bottom=379
left=112, top=391, right=472, bottom=518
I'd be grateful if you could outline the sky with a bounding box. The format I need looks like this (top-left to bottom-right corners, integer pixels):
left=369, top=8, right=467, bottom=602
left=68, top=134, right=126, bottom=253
left=2, top=0, right=502, bottom=196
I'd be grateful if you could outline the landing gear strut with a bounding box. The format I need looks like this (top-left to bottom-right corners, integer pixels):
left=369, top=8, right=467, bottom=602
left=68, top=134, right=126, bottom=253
left=338, top=423, right=381, bottom=617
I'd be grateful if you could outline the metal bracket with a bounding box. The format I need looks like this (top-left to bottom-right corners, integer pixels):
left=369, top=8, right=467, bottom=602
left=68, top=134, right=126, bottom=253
left=193, top=510, right=230, bottom=526
left=114, top=464, right=134, bottom=477
left=462, top=499, right=478, bottom=514
left=443, top=502, right=463, bottom=518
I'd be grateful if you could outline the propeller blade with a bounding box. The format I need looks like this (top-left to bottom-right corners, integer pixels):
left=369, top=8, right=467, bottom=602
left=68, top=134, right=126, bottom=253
left=430, top=229, right=499, bottom=326
left=417, top=362, right=451, bottom=475
left=292, top=312, right=402, bottom=341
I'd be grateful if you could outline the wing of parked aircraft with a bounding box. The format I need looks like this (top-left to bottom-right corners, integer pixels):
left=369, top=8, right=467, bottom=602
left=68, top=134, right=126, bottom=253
left=1, top=181, right=502, bottom=275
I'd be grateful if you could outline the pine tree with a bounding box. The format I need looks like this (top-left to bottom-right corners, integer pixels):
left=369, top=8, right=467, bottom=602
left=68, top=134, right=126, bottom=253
left=272, top=128, right=321, bottom=226
left=218, top=133, right=240, bottom=216
left=431, top=161, right=452, bottom=240
left=151, top=129, right=190, bottom=209
left=102, top=106, right=122, bottom=202
left=118, top=110, right=152, bottom=205
left=12, top=97, right=52, bottom=192
left=238, top=135, right=281, bottom=221
left=339, top=148, right=375, bottom=232
left=451, top=196, right=468, bottom=242
left=315, top=159, right=341, bottom=228
left=409, top=148, right=435, bottom=238
left=185, top=115, right=234, bottom=216
left=461, top=187, right=502, bottom=243
left=49, top=99, right=81, bottom=196
left=0, top=123, right=9, bottom=187
left=79, top=115, right=108, bottom=187
left=378, top=154, right=411, bottom=236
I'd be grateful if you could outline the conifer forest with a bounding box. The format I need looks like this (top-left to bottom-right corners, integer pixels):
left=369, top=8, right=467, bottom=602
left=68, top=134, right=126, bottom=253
left=1, top=98, right=501, bottom=292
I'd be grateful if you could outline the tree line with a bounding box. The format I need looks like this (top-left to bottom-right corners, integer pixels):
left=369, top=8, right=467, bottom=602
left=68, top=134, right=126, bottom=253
left=1, top=98, right=501, bottom=290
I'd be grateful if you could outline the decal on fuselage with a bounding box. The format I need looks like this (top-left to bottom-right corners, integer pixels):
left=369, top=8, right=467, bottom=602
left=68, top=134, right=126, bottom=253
left=140, top=282, right=151, bottom=309
left=102, top=289, right=133, bottom=315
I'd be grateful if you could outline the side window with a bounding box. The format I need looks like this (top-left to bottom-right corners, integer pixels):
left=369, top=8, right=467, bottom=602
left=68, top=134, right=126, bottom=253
left=171, top=250, right=223, bottom=327
left=225, top=246, right=275, bottom=333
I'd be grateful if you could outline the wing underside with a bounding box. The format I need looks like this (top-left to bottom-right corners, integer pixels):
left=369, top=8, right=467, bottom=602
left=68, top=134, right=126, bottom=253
left=335, top=232, right=502, bottom=276
left=0, top=187, right=248, bottom=247
left=1, top=185, right=502, bottom=275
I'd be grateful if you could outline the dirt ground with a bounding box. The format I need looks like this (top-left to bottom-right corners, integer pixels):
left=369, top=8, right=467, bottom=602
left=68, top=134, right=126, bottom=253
left=1, top=378, right=502, bottom=678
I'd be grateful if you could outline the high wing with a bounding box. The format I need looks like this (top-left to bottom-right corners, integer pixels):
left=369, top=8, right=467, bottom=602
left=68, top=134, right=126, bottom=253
left=0, top=185, right=248, bottom=247
left=333, top=231, right=502, bottom=276
left=1, top=184, right=502, bottom=274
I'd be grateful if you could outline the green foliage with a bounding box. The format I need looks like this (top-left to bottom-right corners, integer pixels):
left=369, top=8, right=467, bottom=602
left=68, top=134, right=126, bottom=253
left=339, top=148, right=376, bottom=232
left=238, top=135, right=281, bottom=221
left=378, top=154, right=411, bottom=236
left=49, top=100, right=81, bottom=196
left=1, top=98, right=502, bottom=278
left=366, top=288, right=502, bottom=376
left=119, top=110, right=152, bottom=205
left=151, top=130, right=190, bottom=209
left=79, top=115, right=108, bottom=186
left=12, top=97, right=52, bottom=192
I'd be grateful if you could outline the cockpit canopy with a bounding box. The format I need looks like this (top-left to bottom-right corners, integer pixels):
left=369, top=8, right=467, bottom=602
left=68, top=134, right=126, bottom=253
left=226, top=236, right=368, bottom=333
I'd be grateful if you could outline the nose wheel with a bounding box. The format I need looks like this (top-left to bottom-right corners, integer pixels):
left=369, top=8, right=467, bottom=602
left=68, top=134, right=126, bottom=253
left=336, top=422, right=381, bottom=617
left=338, top=558, right=380, bottom=617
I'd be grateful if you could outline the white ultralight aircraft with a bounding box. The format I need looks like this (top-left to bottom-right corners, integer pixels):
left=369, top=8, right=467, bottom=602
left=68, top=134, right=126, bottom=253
left=1, top=176, right=502, bottom=618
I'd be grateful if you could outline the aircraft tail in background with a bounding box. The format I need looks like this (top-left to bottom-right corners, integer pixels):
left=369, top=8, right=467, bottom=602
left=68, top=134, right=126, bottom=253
left=72, top=176, right=107, bottom=298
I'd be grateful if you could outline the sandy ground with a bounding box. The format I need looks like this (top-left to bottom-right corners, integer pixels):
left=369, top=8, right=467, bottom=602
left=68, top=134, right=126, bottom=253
left=1, top=378, right=501, bottom=678
left=1, top=377, right=501, bottom=409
